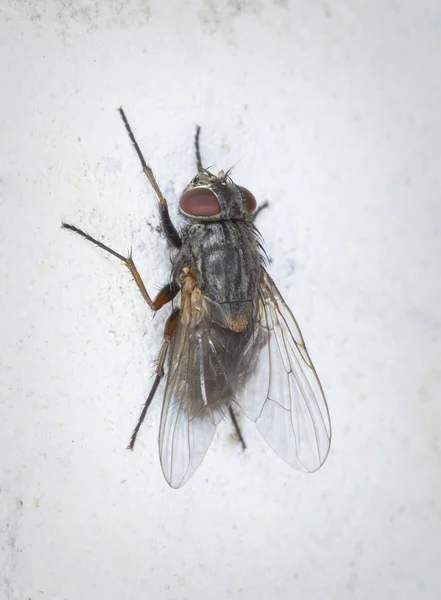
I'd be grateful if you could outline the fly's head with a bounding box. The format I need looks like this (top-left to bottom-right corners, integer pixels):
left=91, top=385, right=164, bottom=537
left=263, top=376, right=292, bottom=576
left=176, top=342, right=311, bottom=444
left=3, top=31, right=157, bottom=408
left=179, top=169, right=257, bottom=222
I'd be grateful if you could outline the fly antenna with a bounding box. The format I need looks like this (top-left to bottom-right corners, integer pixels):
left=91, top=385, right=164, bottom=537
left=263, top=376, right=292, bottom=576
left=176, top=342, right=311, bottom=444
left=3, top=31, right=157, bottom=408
left=194, top=125, right=203, bottom=172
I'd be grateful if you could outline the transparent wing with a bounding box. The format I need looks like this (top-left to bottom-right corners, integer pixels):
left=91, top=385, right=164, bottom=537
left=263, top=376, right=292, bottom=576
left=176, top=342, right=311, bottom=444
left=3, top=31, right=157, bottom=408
left=159, top=293, right=235, bottom=488
left=236, top=270, right=331, bottom=472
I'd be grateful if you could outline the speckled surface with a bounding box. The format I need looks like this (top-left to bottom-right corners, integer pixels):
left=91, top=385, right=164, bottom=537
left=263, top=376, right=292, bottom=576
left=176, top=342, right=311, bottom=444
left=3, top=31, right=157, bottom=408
left=1, top=1, right=440, bottom=598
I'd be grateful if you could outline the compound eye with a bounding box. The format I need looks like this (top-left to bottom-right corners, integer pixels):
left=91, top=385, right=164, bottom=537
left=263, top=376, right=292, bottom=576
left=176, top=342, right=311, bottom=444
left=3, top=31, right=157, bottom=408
left=179, top=188, right=221, bottom=217
left=239, top=186, right=257, bottom=213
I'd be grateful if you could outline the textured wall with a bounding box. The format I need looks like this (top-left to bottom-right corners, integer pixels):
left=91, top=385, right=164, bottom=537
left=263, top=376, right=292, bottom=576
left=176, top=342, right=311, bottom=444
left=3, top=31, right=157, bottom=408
left=1, top=1, right=440, bottom=599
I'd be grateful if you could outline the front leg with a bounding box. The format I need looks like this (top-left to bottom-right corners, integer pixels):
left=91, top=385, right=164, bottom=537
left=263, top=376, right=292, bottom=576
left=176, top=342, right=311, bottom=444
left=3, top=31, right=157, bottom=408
left=251, top=201, right=269, bottom=223
left=118, top=107, right=182, bottom=249
left=62, top=223, right=179, bottom=310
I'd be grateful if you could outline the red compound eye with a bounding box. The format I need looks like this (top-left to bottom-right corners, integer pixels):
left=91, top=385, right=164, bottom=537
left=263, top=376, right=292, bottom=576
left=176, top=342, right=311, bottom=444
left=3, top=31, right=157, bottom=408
left=179, top=188, right=221, bottom=217
left=239, top=186, right=257, bottom=213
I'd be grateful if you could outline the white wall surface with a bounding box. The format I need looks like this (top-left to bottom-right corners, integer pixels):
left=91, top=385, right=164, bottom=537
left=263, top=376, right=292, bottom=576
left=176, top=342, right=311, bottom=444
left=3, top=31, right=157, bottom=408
left=1, top=1, right=440, bottom=598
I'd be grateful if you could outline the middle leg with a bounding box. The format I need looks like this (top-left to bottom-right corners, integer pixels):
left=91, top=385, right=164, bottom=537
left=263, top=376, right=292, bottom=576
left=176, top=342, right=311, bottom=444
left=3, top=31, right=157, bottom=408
left=62, top=223, right=179, bottom=310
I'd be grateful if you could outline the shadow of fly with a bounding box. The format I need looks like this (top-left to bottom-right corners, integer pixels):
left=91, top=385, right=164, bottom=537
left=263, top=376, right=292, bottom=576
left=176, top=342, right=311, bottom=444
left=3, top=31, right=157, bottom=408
left=62, top=108, right=331, bottom=488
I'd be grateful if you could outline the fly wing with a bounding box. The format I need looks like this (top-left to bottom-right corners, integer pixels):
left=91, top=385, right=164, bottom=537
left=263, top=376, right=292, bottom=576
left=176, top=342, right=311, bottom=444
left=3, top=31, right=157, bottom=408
left=159, top=291, right=235, bottom=488
left=236, top=270, right=331, bottom=473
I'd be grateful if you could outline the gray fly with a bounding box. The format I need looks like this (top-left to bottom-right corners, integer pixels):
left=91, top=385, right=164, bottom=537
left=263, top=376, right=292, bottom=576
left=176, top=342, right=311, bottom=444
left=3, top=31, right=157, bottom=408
left=62, top=108, right=331, bottom=488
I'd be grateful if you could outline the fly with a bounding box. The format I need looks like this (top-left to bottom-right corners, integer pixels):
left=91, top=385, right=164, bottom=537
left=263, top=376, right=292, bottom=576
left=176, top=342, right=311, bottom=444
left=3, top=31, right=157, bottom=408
left=62, top=108, right=331, bottom=488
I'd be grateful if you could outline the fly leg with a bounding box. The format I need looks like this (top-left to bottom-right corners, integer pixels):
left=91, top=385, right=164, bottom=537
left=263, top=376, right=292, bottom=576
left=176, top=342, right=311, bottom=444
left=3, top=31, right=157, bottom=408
left=195, top=124, right=266, bottom=224
left=118, top=107, right=182, bottom=249
left=128, top=309, right=180, bottom=449
left=62, top=221, right=180, bottom=446
left=61, top=223, right=179, bottom=310
left=229, top=406, right=247, bottom=451
left=194, top=125, right=203, bottom=172
left=251, top=201, right=269, bottom=222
